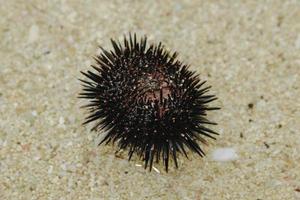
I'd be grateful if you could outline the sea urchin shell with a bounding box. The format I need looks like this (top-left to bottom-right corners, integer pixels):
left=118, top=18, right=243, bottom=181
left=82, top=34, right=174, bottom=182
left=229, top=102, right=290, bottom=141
left=79, top=34, right=219, bottom=172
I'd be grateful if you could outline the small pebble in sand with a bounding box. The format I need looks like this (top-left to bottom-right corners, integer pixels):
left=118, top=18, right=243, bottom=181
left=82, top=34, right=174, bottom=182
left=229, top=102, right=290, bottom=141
left=248, top=103, right=254, bottom=109
left=212, top=148, right=238, bottom=162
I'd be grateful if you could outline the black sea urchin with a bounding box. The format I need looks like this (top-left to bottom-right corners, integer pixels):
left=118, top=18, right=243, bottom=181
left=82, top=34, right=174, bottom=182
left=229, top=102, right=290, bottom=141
left=79, top=34, right=219, bottom=172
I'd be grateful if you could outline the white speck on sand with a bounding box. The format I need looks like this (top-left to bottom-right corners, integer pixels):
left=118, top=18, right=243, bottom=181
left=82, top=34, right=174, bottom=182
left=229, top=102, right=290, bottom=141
left=212, top=148, right=238, bottom=162
left=31, top=110, right=37, bottom=116
left=28, top=24, right=39, bottom=43
left=59, top=116, right=65, bottom=125
left=48, top=165, right=53, bottom=174
left=295, top=34, right=300, bottom=49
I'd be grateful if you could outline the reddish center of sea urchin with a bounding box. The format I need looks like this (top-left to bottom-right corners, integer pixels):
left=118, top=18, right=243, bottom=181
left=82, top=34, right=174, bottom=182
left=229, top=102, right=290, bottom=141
left=136, top=71, right=172, bottom=118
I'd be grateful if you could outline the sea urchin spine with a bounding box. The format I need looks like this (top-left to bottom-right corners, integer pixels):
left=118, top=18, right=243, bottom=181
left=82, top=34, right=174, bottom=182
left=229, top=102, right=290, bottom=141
left=79, top=34, right=219, bottom=172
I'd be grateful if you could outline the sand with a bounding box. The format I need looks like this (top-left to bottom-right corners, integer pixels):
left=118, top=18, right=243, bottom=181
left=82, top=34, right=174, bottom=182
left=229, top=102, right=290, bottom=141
left=0, top=0, right=299, bottom=199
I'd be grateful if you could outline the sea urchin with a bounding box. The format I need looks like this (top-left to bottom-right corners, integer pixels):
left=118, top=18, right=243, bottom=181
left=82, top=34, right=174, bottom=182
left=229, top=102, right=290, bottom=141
left=79, top=34, right=219, bottom=172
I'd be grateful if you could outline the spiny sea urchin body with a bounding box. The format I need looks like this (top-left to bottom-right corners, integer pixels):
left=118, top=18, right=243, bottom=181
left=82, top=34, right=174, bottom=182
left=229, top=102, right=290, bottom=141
left=79, top=34, right=219, bottom=172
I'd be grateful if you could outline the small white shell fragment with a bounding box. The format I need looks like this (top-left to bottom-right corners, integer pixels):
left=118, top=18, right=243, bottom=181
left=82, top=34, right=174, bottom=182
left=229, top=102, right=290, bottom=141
left=28, top=24, right=39, bottom=43
left=48, top=165, right=53, bottom=174
left=31, top=110, right=37, bottom=116
left=212, top=148, right=238, bottom=162
left=295, top=34, right=300, bottom=49
left=59, top=116, right=65, bottom=125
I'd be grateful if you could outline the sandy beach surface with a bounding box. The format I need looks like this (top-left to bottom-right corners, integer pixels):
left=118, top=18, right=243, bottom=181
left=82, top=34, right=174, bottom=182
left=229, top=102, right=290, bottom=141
left=0, top=1, right=299, bottom=199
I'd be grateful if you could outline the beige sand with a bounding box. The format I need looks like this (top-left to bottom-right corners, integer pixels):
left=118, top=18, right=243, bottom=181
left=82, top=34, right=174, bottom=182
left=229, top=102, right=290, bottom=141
left=0, top=1, right=299, bottom=199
